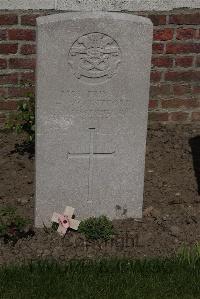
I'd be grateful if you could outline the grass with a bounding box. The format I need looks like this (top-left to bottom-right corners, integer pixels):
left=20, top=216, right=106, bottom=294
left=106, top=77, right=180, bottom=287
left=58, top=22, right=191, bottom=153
left=0, top=256, right=200, bottom=299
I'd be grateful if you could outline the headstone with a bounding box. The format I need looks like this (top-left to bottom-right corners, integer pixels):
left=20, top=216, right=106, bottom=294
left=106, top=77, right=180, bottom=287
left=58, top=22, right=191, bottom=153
left=35, top=12, right=153, bottom=227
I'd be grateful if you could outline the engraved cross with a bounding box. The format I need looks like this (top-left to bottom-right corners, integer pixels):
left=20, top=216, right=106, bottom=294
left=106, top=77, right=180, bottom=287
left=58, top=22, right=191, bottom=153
left=67, top=128, right=115, bottom=203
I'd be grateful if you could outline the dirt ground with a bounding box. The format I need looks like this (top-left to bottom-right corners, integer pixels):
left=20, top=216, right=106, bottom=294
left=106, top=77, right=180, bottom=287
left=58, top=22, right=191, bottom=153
left=1, top=124, right=200, bottom=265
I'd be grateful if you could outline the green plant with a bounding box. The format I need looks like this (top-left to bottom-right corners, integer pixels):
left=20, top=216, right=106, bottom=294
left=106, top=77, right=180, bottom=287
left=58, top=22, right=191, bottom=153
left=43, top=222, right=59, bottom=234
left=51, top=222, right=59, bottom=231
left=1, top=258, right=200, bottom=298
left=5, top=93, right=35, bottom=156
left=5, top=93, right=35, bottom=142
left=0, top=205, right=33, bottom=244
left=78, top=215, right=115, bottom=241
left=177, top=243, right=200, bottom=266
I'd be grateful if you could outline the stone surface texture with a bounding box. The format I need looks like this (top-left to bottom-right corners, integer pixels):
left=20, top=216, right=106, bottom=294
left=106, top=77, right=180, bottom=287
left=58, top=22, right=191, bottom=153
left=0, top=0, right=55, bottom=10
left=57, top=0, right=200, bottom=11
left=35, top=12, right=153, bottom=227
left=0, top=0, right=199, bottom=10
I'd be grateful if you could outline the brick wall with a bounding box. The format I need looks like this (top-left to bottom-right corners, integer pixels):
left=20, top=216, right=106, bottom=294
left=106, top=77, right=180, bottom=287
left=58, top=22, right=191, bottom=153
left=0, top=9, right=199, bottom=125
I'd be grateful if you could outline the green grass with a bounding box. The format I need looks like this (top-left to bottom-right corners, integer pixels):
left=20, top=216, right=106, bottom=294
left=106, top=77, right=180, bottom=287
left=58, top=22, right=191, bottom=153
left=0, top=258, right=200, bottom=299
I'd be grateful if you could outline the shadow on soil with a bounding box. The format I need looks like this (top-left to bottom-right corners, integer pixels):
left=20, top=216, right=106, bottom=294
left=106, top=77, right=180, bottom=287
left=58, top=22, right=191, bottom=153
left=189, top=136, right=200, bottom=195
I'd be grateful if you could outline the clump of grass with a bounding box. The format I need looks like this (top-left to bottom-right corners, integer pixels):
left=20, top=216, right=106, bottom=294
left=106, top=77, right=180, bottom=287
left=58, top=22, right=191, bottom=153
left=177, top=242, right=200, bottom=267
left=78, top=215, right=115, bottom=240
left=0, top=205, right=34, bottom=245
left=1, top=257, right=200, bottom=299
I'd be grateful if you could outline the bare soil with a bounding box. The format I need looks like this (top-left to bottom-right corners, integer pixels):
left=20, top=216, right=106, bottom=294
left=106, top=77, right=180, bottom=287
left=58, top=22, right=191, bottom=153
left=1, top=124, right=200, bottom=265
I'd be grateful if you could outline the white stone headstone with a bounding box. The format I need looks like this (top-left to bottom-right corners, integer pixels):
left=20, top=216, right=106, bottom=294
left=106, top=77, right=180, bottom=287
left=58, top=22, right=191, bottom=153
left=35, top=12, right=153, bottom=227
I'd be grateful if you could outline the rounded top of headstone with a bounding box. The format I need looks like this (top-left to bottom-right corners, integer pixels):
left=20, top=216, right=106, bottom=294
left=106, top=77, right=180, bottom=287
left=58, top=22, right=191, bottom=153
left=36, top=12, right=153, bottom=27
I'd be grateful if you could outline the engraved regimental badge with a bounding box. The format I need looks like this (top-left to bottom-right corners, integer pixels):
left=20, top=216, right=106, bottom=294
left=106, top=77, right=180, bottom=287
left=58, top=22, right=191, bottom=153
left=68, top=32, right=121, bottom=83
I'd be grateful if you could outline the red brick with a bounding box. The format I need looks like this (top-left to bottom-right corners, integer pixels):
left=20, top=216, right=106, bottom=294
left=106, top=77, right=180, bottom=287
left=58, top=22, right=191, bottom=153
left=0, top=100, right=18, bottom=110
left=20, top=44, right=36, bottom=55
left=0, top=88, right=7, bottom=97
left=152, top=43, right=164, bottom=54
left=0, top=14, right=18, bottom=25
left=0, top=59, right=7, bottom=69
left=8, top=29, right=36, bottom=41
left=154, top=29, right=174, bottom=41
left=0, top=29, right=7, bottom=40
left=176, top=29, right=196, bottom=40
left=8, top=87, right=34, bottom=97
left=165, top=71, right=200, bottom=82
left=196, top=56, right=200, bottom=67
left=21, top=14, right=41, bottom=26
left=193, top=86, right=200, bottom=94
left=152, top=57, right=173, bottom=68
left=169, top=13, right=200, bottom=25
left=169, top=112, right=189, bottom=121
left=148, top=15, right=166, bottom=26
left=173, top=84, right=191, bottom=95
left=151, top=71, right=162, bottom=82
left=161, top=99, right=200, bottom=109
left=148, top=100, right=158, bottom=109
left=9, top=58, right=36, bottom=69
left=20, top=72, right=35, bottom=84
left=0, top=44, right=18, bottom=54
left=0, top=113, right=6, bottom=124
left=150, top=84, right=171, bottom=97
left=0, top=73, right=18, bottom=85
left=166, top=43, right=200, bottom=54
left=191, top=112, right=200, bottom=121
left=149, top=112, right=169, bottom=122
left=175, top=56, right=193, bottom=67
